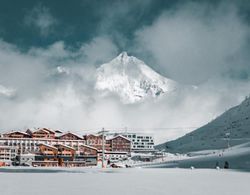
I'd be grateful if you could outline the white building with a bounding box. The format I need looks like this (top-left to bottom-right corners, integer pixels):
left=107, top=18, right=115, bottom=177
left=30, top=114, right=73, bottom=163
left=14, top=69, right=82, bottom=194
left=0, top=146, right=18, bottom=165
left=122, top=133, right=155, bottom=152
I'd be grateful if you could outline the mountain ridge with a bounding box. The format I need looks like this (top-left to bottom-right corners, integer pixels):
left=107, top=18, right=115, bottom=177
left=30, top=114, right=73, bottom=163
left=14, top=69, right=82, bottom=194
left=156, top=96, right=250, bottom=153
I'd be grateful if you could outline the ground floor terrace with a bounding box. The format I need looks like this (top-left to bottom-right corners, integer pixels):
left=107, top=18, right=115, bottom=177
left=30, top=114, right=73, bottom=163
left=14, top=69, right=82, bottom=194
left=32, top=160, right=96, bottom=167
left=33, top=155, right=97, bottom=167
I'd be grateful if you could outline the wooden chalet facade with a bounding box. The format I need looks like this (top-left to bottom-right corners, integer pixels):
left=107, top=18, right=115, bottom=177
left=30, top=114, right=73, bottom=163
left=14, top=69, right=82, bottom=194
left=54, top=144, right=76, bottom=166
left=33, top=144, right=58, bottom=167
left=83, top=134, right=108, bottom=150
left=78, top=144, right=98, bottom=156
left=107, top=135, right=131, bottom=153
left=33, top=143, right=98, bottom=167
left=75, top=145, right=98, bottom=166
left=30, top=128, right=56, bottom=139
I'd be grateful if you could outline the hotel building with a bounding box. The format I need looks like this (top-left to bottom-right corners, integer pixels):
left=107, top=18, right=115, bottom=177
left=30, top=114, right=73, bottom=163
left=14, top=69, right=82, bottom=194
left=0, top=128, right=135, bottom=166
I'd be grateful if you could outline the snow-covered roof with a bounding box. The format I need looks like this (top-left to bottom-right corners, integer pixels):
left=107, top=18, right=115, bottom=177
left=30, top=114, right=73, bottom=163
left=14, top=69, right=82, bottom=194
left=59, top=132, right=83, bottom=139
left=38, top=143, right=58, bottom=150
left=32, top=128, right=50, bottom=134
left=107, top=135, right=131, bottom=142
left=85, top=133, right=102, bottom=137
left=40, top=128, right=55, bottom=134
left=26, top=128, right=55, bottom=134
left=55, top=129, right=63, bottom=133
left=79, top=144, right=98, bottom=151
left=54, top=144, right=75, bottom=151
left=4, top=130, right=30, bottom=136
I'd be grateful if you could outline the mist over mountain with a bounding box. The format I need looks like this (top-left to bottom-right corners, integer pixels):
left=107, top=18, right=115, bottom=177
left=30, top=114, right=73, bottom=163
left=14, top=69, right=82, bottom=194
left=0, top=42, right=250, bottom=144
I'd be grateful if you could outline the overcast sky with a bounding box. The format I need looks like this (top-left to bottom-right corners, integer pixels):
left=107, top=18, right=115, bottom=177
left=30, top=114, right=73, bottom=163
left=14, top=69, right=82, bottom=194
left=0, top=0, right=250, bottom=143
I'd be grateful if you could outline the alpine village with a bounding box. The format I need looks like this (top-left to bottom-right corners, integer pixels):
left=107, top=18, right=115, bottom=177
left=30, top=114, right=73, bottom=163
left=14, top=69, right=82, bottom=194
left=0, top=128, right=155, bottom=168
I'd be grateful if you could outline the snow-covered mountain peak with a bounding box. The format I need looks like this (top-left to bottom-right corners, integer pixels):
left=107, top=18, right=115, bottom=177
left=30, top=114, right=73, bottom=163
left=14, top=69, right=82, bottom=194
left=95, top=52, right=178, bottom=104
left=109, top=51, right=144, bottom=68
left=117, top=51, right=128, bottom=60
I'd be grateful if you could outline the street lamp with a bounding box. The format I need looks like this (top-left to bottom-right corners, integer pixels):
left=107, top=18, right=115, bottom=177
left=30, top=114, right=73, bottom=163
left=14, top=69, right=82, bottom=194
left=225, top=132, right=230, bottom=149
left=98, top=128, right=109, bottom=168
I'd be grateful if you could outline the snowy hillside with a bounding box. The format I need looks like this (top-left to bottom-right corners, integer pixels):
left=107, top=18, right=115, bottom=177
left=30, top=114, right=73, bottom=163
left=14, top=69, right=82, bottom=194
left=157, top=96, right=250, bottom=153
left=143, top=142, right=250, bottom=170
left=95, top=52, right=178, bottom=103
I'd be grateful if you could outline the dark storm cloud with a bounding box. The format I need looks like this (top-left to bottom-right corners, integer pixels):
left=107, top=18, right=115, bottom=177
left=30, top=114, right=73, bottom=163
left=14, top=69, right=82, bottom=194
left=0, top=0, right=178, bottom=48
left=134, top=1, right=250, bottom=84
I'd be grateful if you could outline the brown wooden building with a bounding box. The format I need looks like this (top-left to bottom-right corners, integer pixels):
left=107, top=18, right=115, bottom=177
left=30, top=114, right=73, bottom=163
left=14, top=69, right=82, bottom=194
left=30, top=128, right=56, bottom=139
left=33, top=143, right=59, bottom=167
left=75, top=144, right=98, bottom=166
left=1, top=129, right=133, bottom=167
left=33, top=143, right=98, bottom=167
left=83, top=134, right=108, bottom=150
left=107, top=135, right=131, bottom=153
left=78, top=144, right=98, bottom=156
left=38, top=143, right=58, bottom=156
left=54, top=144, right=76, bottom=166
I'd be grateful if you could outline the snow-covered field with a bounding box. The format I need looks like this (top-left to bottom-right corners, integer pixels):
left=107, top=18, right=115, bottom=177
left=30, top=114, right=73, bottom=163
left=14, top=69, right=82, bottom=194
left=0, top=168, right=249, bottom=195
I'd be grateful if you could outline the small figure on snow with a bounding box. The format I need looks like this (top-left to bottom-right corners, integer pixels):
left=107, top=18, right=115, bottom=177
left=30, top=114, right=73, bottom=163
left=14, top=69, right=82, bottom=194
left=224, top=161, right=229, bottom=169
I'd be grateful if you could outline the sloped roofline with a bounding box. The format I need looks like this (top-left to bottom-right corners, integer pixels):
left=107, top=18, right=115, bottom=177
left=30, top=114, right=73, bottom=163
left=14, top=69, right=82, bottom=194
left=107, top=135, right=131, bottom=142
left=78, top=144, right=98, bottom=151
left=38, top=143, right=58, bottom=150
left=32, top=128, right=50, bottom=134
left=40, top=128, right=55, bottom=134
left=54, top=143, right=76, bottom=151
left=4, top=130, right=30, bottom=136
left=59, top=132, right=83, bottom=140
